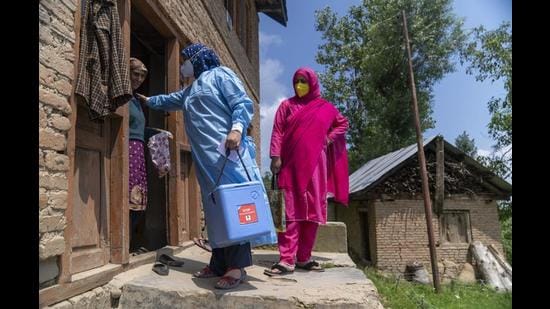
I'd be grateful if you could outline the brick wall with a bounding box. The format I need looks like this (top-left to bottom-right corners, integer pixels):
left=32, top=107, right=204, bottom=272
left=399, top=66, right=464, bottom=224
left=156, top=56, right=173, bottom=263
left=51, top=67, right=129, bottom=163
left=374, top=198, right=503, bottom=274
left=38, top=0, right=76, bottom=287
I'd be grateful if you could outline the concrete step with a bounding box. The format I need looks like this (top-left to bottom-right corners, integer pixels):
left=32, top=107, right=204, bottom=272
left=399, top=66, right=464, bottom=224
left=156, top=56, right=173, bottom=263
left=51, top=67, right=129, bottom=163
left=107, top=242, right=384, bottom=308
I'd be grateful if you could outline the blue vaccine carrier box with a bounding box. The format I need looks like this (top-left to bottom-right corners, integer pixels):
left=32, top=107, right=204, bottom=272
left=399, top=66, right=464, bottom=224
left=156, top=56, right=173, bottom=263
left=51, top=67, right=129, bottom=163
left=207, top=180, right=273, bottom=248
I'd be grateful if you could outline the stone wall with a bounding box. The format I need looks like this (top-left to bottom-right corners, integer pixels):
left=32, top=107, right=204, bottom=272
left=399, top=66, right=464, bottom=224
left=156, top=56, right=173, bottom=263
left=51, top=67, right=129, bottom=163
left=39, top=0, right=76, bottom=287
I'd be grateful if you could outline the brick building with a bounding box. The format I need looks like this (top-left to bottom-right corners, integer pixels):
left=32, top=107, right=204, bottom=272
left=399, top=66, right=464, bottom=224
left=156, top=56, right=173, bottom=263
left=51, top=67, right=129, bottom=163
left=329, top=136, right=512, bottom=275
left=39, top=0, right=287, bottom=306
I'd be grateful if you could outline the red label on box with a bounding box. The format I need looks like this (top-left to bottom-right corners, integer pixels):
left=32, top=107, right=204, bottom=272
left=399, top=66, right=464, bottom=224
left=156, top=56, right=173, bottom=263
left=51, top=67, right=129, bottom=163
left=238, top=204, right=258, bottom=224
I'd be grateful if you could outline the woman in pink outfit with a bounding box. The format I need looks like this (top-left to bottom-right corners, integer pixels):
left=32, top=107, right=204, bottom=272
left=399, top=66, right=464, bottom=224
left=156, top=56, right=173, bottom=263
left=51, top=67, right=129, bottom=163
left=265, top=67, right=349, bottom=276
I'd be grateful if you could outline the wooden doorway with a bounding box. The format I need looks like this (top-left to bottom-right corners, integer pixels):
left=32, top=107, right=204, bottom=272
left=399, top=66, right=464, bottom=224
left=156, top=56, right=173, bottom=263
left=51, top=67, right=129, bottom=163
left=129, top=5, right=169, bottom=251
left=130, top=0, right=202, bottom=247
left=66, top=0, right=203, bottom=277
left=360, top=210, right=372, bottom=262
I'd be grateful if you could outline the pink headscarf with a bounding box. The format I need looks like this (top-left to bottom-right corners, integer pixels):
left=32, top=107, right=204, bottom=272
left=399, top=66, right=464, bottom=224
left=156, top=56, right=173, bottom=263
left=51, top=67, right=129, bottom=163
left=292, top=67, right=321, bottom=102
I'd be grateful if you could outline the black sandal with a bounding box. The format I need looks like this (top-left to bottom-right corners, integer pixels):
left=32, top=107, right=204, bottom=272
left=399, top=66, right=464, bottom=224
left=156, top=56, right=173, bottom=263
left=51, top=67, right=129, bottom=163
left=263, top=263, right=295, bottom=276
left=152, top=262, right=169, bottom=276
left=296, top=260, right=325, bottom=272
left=130, top=246, right=149, bottom=256
left=158, top=253, right=185, bottom=267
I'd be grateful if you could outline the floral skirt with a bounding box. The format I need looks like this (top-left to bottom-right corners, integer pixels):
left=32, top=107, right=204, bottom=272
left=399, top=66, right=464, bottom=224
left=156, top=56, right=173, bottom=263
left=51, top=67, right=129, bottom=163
left=129, top=139, right=147, bottom=211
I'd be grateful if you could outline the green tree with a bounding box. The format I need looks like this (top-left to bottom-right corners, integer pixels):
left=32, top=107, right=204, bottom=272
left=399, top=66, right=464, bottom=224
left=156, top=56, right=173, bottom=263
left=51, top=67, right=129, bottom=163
left=315, top=0, right=466, bottom=171
left=461, top=21, right=512, bottom=178
left=478, top=153, right=512, bottom=264
left=454, top=131, right=478, bottom=157
left=500, top=215, right=512, bottom=265
left=461, top=22, right=512, bottom=264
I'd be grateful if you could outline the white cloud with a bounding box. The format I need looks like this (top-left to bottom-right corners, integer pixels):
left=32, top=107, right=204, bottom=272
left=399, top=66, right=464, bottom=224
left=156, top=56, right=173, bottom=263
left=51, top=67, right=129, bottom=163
left=260, top=58, right=286, bottom=104
left=476, top=144, right=512, bottom=159
left=498, top=144, right=512, bottom=158
left=259, top=32, right=283, bottom=59
left=259, top=32, right=283, bottom=49
left=260, top=100, right=285, bottom=175
left=259, top=57, right=290, bottom=175
left=477, top=149, right=491, bottom=158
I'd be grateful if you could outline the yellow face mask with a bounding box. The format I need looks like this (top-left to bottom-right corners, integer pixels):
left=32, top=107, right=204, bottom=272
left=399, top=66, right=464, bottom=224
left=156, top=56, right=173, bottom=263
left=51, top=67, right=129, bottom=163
left=295, top=81, right=310, bottom=98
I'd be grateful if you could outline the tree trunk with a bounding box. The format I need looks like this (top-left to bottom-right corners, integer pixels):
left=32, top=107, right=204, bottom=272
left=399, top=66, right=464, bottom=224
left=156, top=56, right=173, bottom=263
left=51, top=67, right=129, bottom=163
left=471, top=241, right=512, bottom=292
left=488, top=244, right=512, bottom=278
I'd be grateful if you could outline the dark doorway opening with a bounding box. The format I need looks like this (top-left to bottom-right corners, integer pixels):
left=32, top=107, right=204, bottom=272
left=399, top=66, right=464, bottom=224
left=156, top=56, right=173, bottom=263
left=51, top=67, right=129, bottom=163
left=361, top=211, right=372, bottom=262
left=129, top=6, right=169, bottom=253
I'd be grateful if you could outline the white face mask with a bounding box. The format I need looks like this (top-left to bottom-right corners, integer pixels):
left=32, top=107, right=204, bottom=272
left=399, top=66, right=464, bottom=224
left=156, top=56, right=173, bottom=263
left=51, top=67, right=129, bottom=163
left=180, top=60, right=194, bottom=78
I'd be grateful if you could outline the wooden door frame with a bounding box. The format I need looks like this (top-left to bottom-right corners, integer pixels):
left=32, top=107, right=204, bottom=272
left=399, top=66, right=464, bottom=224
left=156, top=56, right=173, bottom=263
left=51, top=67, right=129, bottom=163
left=166, top=38, right=183, bottom=245
left=131, top=0, right=183, bottom=246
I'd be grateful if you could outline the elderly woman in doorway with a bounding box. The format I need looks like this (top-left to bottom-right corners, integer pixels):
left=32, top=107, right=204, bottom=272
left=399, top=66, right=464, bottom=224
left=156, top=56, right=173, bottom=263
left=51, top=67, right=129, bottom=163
left=135, top=43, right=276, bottom=289
left=127, top=57, right=149, bottom=251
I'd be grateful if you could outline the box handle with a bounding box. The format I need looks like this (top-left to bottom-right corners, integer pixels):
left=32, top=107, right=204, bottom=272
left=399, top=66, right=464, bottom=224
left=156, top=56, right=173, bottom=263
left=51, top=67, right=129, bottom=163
left=211, top=148, right=253, bottom=204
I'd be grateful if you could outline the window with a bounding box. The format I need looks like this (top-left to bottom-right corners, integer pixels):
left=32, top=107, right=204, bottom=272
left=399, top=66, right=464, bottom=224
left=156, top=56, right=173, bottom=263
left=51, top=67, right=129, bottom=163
left=224, top=0, right=234, bottom=31
left=224, top=0, right=251, bottom=58
left=440, top=211, right=471, bottom=244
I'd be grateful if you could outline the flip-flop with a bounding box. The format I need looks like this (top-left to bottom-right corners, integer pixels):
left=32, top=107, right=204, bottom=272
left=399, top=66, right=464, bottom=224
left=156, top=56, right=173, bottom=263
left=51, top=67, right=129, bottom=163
left=296, top=260, right=325, bottom=272
left=193, top=237, right=212, bottom=252
left=263, top=263, right=295, bottom=277
left=152, top=262, right=169, bottom=276
left=158, top=253, right=185, bottom=267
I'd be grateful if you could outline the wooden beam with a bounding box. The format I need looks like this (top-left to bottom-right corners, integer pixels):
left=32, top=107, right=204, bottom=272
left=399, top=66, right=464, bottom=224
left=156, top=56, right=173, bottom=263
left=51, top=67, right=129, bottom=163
left=435, top=136, right=444, bottom=214
left=166, top=38, right=182, bottom=245
left=109, top=0, right=131, bottom=265
left=58, top=0, right=86, bottom=284
left=178, top=142, right=191, bottom=152
left=109, top=114, right=129, bottom=264
left=479, top=177, right=508, bottom=197
left=133, top=0, right=180, bottom=38
left=39, top=264, right=122, bottom=308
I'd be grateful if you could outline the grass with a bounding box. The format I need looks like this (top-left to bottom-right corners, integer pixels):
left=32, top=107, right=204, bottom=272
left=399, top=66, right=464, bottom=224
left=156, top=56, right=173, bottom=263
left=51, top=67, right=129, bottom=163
left=364, top=267, right=512, bottom=309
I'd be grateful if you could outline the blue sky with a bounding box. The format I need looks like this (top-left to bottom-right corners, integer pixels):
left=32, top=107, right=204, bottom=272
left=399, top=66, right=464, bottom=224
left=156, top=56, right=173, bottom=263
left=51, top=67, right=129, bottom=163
left=258, top=0, right=512, bottom=174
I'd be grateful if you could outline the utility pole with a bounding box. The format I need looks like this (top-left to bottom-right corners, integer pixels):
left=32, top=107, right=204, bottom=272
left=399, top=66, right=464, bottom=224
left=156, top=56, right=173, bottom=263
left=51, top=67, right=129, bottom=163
left=401, top=10, right=442, bottom=293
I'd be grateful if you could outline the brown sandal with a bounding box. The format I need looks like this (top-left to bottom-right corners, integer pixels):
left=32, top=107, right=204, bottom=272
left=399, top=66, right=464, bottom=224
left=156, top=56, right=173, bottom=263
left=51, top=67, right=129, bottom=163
left=215, top=269, right=246, bottom=289
left=193, top=266, right=217, bottom=278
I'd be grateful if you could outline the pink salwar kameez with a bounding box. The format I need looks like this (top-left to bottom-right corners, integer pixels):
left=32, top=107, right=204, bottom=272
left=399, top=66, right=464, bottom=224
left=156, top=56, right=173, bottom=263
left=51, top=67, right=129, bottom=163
left=270, top=67, right=349, bottom=266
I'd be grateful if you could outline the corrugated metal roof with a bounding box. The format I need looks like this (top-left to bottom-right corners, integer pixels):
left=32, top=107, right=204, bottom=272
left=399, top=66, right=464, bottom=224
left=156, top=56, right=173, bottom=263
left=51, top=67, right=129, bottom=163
left=349, top=136, right=437, bottom=194
left=349, top=136, right=512, bottom=196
